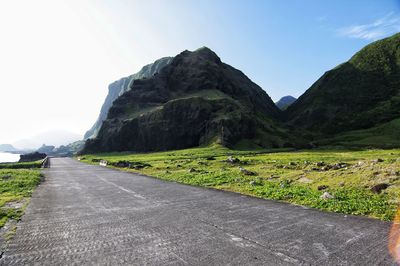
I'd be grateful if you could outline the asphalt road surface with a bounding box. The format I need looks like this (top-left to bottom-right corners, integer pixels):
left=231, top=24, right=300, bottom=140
left=1, top=158, right=398, bottom=265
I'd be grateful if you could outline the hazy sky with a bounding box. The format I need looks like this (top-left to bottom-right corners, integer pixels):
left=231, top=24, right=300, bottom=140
left=1, top=0, right=399, bottom=144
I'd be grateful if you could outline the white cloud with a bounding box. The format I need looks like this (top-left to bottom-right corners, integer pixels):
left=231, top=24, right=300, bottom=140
left=338, top=13, right=400, bottom=41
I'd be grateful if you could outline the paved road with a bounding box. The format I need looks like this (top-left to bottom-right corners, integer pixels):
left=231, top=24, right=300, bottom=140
left=1, top=158, right=398, bottom=265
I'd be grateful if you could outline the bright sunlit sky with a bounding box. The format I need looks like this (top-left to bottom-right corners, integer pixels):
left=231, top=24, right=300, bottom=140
left=1, top=0, right=400, bottom=144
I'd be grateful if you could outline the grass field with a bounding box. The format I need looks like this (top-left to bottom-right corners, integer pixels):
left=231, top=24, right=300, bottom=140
left=80, top=145, right=400, bottom=221
left=0, top=162, right=42, bottom=227
left=0, top=160, right=43, bottom=169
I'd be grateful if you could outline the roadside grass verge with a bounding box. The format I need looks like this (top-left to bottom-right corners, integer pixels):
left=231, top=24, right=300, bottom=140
left=0, top=168, right=42, bottom=227
left=80, top=145, right=400, bottom=221
left=0, top=160, right=42, bottom=169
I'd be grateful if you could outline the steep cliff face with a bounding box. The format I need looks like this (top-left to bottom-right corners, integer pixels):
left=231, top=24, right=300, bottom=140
left=82, top=47, right=291, bottom=153
left=285, top=33, right=400, bottom=135
left=84, top=57, right=173, bottom=139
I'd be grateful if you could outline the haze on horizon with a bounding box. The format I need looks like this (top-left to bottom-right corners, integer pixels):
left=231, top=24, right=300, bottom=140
left=1, top=0, right=399, bottom=146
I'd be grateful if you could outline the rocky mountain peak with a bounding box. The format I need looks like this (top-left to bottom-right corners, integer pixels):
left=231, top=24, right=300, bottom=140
left=82, top=47, right=289, bottom=153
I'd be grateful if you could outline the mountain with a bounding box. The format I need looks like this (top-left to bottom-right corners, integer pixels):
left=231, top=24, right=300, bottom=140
left=82, top=47, right=292, bottom=153
left=285, top=33, right=400, bottom=136
left=34, top=140, right=85, bottom=156
left=13, top=130, right=82, bottom=150
left=54, top=140, right=85, bottom=156
left=0, top=144, right=17, bottom=152
left=275, top=96, right=296, bottom=110
left=84, top=57, right=173, bottom=139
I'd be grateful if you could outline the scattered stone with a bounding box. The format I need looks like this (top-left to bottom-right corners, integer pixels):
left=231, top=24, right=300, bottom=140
left=91, top=158, right=101, bottom=163
left=226, top=156, right=240, bottom=164
left=110, top=160, right=151, bottom=169
left=113, top=161, right=130, bottom=168
left=373, top=171, right=380, bottom=176
left=339, top=182, right=345, bottom=187
left=188, top=168, right=197, bottom=173
left=249, top=180, right=256, bottom=186
left=288, top=162, right=297, bottom=166
left=316, top=161, right=325, bottom=167
left=357, top=161, right=363, bottom=166
left=133, top=163, right=151, bottom=169
left=165, top=170, right=171, bottom=174
left=389, top=176, right=400, bottom=182
left=317, top=185, right=329, bottom=191
left=279, top=180, right=291, bottom=188
left=320, top=192, right=335, bottom=200
left=99, top=160, right=108, bottom=167
left=321, top=165, right=332, bottom=171
left=176, top=164, right=182, bottom=167
left=390, top=170, right=400, bottom=176
left=298, top=177, right=313, bottom=184
left=372, top=158, right=384, bottom=163
left=371, top=183, right=389, bottom=194
left=239, top=167, right=257, bottom=176
left=331, top=165, right=339, bottom=170
left=331, top=162, right=348, bottom=170
left=4, top=199, right=25, bottom=209
left=269, top=175, right=280, bottom=179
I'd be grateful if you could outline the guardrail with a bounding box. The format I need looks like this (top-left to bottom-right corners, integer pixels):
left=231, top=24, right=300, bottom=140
left=41, top=157, right=50, bottom=168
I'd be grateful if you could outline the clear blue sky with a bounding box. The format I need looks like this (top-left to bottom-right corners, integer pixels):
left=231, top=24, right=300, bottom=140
left=127, top=0, right=399, bottom=101
left=1, top=0, right=400, bottom=144
left=92, top=0, right=400, bottom=101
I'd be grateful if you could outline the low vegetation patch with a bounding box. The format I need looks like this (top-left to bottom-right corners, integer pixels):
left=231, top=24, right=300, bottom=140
left=0, top=168, right=42, bottom=227
left=0, top=160, right=43, bottom=169
left=81, top=145, right=400, bottom=221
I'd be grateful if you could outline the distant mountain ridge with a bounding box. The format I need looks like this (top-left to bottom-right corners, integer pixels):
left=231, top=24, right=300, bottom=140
left=13, top=130, right=82, bottom=150
left=84, top=57, right=173, bottom=139
left=0, top=144, right=17, bottom=152
left=275, top=96, right=296, bottom=110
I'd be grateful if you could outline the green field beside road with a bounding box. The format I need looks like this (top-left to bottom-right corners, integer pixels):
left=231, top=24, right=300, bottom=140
left=81, top=146, right=400, bottom=221
left=0, top=161, right=42, bottom=228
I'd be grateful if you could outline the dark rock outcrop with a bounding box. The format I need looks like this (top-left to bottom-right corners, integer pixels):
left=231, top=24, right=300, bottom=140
left=19, top=152, right=46, bottom=162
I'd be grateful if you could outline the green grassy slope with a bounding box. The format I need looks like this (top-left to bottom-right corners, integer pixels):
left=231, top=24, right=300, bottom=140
left=0, top=168, right=41, bottom=227
left=318, top=118, right=400, bottom=148
left=285, top=33, right=400, bottom=135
